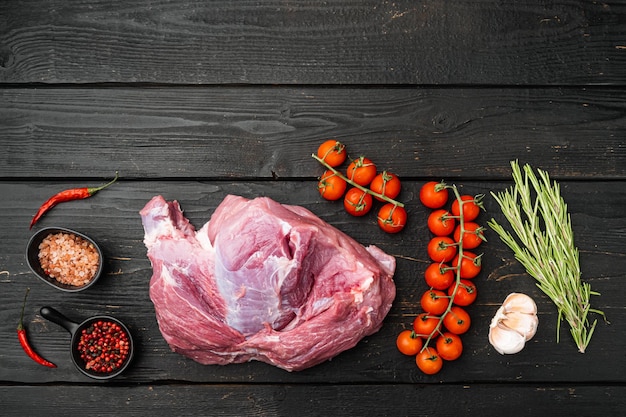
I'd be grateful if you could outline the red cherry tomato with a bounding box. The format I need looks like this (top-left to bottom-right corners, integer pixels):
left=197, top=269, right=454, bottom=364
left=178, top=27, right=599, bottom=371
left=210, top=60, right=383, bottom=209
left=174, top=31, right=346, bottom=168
left=420, top=289, right=449, bottom=315
left=317, top=140, right=347, bottom=167
left=413, top=313, right=441, bottom=337
left=419, top=181, right=448, bottom=209
left=424, top=263, right=455, bottom=290
left=346, top=157, right=377, bottom=186
left=448, top=279, right=477, bottom=306
left=416, top=347, right=443, bottom=375
left=396, top=330, right=423, bottom=356
left=343, top=187, right=373, bottom=216
left=453, top=222, right=485, bottom=249
left=427, top=236, right=457, bottom=263
left=451, top=251, right=482, bottom=279
left=436, top=332, right=463, bottom=361
left=317, top=170, right=347, bottom=201
left=427, top=209, right=456, bottom=236
left=451, top=194, right=483, bottom=221
left=370, top=171, right=401, bottom=201
left=377, top=203, right=407, bottom=234
left=443, top=306, right=471, bottom=335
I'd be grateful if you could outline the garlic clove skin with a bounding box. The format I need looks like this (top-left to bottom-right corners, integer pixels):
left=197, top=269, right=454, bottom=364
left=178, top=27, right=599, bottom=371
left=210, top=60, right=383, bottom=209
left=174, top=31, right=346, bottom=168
left=501, top=293, right=537, bottom=315
left=489, top=324, right=527, bottom=355
left=488, top=292, right=538, bottom=354
left=489, top=305, right=507, bottom=327
left=501, top=310, right=538, bottom=341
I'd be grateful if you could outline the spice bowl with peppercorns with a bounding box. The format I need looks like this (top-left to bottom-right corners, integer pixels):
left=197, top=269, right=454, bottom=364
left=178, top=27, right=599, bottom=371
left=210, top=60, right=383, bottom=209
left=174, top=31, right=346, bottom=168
left=40, top=306, right=135, bottom=380
left=26, top=227, right=104, bottom=292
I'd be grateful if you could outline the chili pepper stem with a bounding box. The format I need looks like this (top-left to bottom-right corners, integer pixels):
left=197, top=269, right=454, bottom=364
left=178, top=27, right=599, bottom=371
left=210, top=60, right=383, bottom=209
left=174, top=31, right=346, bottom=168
left=29, top=171, right=119, bottom=229
left=18, top=287, right=30, bottom=331
left=87, top=171, right=119, bottom=195
left=17, top=288, right=57, bottom=368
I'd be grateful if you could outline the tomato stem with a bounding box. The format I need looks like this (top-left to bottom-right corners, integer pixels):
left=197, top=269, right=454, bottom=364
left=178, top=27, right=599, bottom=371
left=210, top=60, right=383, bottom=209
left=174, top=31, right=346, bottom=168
left=419, top=184, right=474, bottom=353
left=312, top=153, right=404, bottom=208
left=322, top=141, right=346, bottom=161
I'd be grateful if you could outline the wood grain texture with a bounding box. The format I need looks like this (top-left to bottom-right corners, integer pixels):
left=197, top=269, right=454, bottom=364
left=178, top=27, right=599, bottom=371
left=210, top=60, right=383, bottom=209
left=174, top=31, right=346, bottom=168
left=0, top=0, right=625, bottom=85
left=1, top=86, right=625, bottom=179
left=0, top=180, right=622, bottom=385
left=1, top=0, right=624, bottom=414
left=1, top=384, right=625, bottom=416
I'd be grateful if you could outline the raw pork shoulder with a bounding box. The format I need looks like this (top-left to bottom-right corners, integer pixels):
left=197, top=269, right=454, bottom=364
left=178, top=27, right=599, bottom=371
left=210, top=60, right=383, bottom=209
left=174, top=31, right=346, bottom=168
left=140, top=194, right=396, bottom=371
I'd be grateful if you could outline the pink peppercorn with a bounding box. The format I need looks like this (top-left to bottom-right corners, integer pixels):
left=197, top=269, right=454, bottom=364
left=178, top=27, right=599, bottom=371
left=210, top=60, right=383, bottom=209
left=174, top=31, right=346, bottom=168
left=77, top=320, right=130, bottom=373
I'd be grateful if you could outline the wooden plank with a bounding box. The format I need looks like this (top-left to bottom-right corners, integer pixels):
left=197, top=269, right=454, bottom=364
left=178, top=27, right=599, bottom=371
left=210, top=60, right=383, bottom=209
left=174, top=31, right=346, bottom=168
left=1, top=86, right=625, bottom=179
left=1, top=384, right=625, bottom=416
left=0, top=0, right=625, bottom=85
left=1, top=0, right=622, bottom=413
left=1, top=180, right=622, bottom=384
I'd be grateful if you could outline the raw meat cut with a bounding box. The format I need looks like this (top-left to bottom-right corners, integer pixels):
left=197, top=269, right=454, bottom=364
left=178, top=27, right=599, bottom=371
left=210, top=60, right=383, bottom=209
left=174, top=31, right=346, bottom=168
left=140, top=194, right=396, bottom=371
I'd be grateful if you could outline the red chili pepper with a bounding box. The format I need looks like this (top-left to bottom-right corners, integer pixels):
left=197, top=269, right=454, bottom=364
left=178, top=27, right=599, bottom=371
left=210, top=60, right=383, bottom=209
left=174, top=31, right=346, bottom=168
left=29, top=172, right=119, bottom=229
left=17, top=288, right=57, bottom=368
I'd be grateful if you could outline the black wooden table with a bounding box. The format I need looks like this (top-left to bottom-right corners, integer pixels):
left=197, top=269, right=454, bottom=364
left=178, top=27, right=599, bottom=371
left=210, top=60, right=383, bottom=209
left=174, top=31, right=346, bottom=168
left=1, top=1, right=625, bottom=415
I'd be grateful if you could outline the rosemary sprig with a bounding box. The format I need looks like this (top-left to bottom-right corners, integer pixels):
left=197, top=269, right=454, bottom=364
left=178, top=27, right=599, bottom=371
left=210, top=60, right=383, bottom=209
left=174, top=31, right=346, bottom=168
left=488, top=160, right=604, bottom=353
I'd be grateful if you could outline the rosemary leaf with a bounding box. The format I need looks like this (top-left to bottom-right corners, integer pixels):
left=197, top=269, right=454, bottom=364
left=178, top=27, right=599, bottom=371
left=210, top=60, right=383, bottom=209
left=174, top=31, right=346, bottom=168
left=488, top=160, right=603, bottom=353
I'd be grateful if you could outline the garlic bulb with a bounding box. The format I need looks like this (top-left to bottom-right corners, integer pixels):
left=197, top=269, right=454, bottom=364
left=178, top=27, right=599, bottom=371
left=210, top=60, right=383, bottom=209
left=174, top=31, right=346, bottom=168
left=489, top=293, right=538, bottom=354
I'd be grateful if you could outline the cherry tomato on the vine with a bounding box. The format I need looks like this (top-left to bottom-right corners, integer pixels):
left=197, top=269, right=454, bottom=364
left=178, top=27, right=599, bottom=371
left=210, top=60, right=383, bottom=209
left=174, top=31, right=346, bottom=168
left=443, top=306, right=471, bottom=335
left=427, top=209, right=456, bottom=236
left=317, top=140, right=347, bottom=167
left=436, top=332, right=463, bottom=361
left=377, top=203, right=407, bottom=234
left=451, top=194, right=483, bottom=221
left=370, top=171, right=401, bottom=201
left=448, top=279, right=477, bottom=306
left=413, top=313, right=441, bottom=337
left=424, top=263, right=455, bottom=290
left=343, top=187, right=373, bottom=217
left=346, top=156, right=377, bottom=186
left=420, top=289, right=449, bottom=315
left=419, top=181, right=448, bottom=209
left=427, top=236, right=457, bottom=263
left=452, top=251, right=482, bottom=279
left=396, top=330, right=423, bottom=356
left=317, top=170, right=347, bottom=201
left=453, top=222, right=485, bottom=249
left=416, top=347, right=443, bottom=375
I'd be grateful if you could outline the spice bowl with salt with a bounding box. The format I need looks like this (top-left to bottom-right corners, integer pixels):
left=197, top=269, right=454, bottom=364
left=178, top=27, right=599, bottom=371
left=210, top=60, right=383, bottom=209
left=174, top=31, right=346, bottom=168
left=26, top=227, right=104, bottom=292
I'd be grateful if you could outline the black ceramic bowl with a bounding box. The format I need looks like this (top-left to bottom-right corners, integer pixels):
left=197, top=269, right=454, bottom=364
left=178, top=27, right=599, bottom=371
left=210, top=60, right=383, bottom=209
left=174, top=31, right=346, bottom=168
left=40, top=306, right=135, bottom=380
left=26, top=227, right=104, bottom=292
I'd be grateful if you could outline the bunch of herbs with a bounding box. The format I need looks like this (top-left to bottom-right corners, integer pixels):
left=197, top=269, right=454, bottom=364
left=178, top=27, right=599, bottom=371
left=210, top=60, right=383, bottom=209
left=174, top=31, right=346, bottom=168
left=488, top=160, right=604, bottom=353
